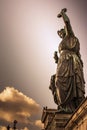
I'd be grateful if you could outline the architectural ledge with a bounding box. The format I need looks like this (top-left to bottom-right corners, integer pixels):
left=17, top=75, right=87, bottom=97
left=41, top=107, right=57, bottom=123
left=65, top=97, right=87, bottom=130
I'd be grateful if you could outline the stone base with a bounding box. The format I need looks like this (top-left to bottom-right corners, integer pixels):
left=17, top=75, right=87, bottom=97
left=51, top=113, right=71, bottom=130
left=41, top=97, right=87, bottom=130
left=41, top=108, right=71, bottom=130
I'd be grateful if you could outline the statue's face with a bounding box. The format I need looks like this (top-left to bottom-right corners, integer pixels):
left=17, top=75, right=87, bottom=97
left=57, top=29, right=66, bottom=39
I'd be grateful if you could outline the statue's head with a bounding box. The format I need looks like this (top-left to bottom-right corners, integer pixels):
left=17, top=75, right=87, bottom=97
left=57, top=28, right=66, bottom=39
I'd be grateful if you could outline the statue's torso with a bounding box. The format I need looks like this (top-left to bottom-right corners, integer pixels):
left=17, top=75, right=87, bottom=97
left=56, top=35, right=83, bottom=78
left=58, top=35, right=80, bottom=54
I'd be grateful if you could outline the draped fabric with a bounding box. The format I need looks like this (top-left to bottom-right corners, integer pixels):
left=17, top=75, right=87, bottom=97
left=55, top=35, right=85, bottom=112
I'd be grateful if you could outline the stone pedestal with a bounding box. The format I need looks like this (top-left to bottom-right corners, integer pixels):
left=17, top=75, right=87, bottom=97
left=50, top=113, right=71, bottom=130
left=41, top=97, right=87, bottom=130
left=41, top=108, right=71, bottom=130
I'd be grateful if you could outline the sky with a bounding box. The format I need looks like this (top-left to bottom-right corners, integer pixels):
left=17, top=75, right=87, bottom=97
left=0, top=0, right=87, bottom=130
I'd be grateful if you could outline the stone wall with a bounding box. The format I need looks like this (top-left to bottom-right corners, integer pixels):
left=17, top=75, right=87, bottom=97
left=65, top=97, right=87, bottom=130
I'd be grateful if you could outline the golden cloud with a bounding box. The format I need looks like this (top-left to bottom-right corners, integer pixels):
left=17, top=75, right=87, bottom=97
left=21, top=127, right=29, bottom=130
left=0, top=126, right=7, bottom=130
left=35, top=120, right=44, bottom=129
left=0, top=87, right=41, bottom=124
left=0, top=125, right=27, bottom=130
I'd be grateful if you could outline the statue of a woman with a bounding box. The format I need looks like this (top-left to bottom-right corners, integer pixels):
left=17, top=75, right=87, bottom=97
left=49, top=9, right=85, bottom=113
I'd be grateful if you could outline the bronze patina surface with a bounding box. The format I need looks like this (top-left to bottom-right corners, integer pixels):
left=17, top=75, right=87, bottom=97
left=49, top=8, right=85, bottom=113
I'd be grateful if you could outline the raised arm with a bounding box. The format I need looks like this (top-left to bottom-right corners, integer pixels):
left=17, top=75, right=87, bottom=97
left=57, top=8, right=74, bottom=36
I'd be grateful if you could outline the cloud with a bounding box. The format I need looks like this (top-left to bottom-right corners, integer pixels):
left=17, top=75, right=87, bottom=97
left=21, top=127, right=29, bottom=130
left=35, top=120, right=44, bottom=129
left=0, top=125, right=17, bottom=130
left=0, top=126, right=7, bottom=130
left=0, top=87, right=41, bottom=126
left=0, top=125, right=16, bottom=130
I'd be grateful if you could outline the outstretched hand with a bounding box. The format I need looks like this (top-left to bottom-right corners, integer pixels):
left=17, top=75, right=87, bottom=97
left=57, top=8, right=67, bottom=18
left=61, top=8, right=67, bottom=13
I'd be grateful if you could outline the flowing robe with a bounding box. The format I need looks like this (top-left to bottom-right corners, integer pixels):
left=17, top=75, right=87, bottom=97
left=55, top=35, right=85, bottom=112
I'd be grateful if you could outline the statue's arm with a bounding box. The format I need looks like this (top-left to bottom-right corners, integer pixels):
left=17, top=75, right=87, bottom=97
left=54, top=51, right=58, bottom=63
left=58, top=8, right=74, bottom=36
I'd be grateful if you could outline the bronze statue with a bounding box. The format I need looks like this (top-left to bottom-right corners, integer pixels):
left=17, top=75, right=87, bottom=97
left=49, top=8, right=85, bottom=113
